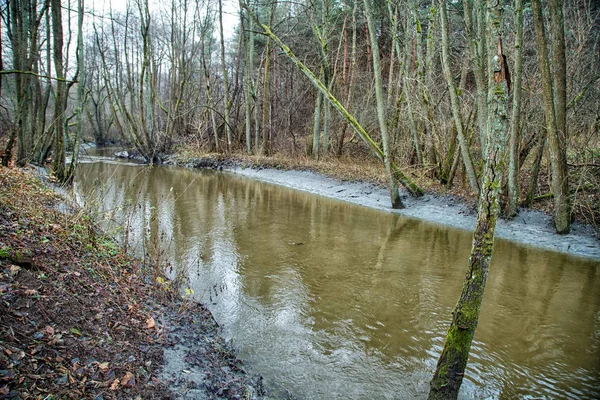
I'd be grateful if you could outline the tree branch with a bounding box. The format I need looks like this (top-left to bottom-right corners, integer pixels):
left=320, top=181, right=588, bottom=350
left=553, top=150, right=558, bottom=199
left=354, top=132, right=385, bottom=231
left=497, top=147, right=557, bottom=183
left=0, top=69, right=76, bottom=83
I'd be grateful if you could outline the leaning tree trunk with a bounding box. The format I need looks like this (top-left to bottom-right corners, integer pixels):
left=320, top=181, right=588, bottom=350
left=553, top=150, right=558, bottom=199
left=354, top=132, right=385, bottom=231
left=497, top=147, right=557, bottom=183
left=242, top=3, right=424, bottom=198
left=429, top=2, right=509, bottom=399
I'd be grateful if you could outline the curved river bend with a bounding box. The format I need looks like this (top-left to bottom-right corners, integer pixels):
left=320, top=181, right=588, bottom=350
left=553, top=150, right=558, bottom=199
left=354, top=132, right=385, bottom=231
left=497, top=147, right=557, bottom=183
left=74, top=160, right=600, bottom=399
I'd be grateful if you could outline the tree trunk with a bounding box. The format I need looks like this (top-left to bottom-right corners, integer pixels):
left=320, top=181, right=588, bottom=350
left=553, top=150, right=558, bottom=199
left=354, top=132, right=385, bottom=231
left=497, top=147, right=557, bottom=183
left=51, top=0, right=67, bottom=181
left=363, top=0, right=402, bottom=208
left=65, top=0, right=85, bottom=182
left=531, top=0, right=570, bottom=233
left=524, top=134, right=546, bottom=207
left=404, top=2, right=422, bottom=165
left=506, top=0, right=524, bottom=218
left=261, top=41, right=271, bottom=156
left=312, top=90, right=323, bottom=159
left=242, top=6, right=254, bottom=154
left=218, top=0, right=232, bottom=150
left=429, top=2, right=509, bottom=398
left=439, top=0, right=480, bottom=195
left=464, top=0, right=488, bottom=155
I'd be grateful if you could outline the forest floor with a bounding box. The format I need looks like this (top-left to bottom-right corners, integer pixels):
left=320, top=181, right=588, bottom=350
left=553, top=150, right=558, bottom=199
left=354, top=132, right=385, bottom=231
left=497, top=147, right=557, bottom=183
left=0, top=166, right=270, bottom=399
left=168, top=149, right=600, bottom=261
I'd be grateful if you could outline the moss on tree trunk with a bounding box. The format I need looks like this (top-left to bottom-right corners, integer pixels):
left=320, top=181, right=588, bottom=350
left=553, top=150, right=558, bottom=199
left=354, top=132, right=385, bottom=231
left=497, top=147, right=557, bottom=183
left=429, top=1, right=509, bottom=398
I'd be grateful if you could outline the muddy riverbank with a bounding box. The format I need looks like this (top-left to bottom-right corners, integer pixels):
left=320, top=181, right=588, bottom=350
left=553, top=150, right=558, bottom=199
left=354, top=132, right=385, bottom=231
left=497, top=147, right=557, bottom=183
left=0, top=166, right=270, bottom=399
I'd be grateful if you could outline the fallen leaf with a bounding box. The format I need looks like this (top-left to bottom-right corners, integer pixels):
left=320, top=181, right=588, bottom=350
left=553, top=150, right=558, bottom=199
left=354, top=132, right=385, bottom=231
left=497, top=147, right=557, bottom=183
left=45, top=326, right=55, bottom=336
left=0, top=385, right=9, bottom=395
left=70, top=327, right=82, bottom=337
left=98, top=362, right=109, bottom=373
left=57, top=366, right=69, bottom=375
left=0, top=370, right=16, bottom=381
left=109, top=378, right=120, bottom=390
left=9, top=265, right=20, bottom=276
left=145, top=317, right=156, bottom=329
left=24, top=289, right=38, bottom=295
left=121, top=371, right=135, bottom=387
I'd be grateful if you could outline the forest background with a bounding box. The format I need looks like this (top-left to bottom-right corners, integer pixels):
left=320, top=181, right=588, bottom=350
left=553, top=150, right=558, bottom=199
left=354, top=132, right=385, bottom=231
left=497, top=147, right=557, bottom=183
left=0, top=0, right=598, bottom=232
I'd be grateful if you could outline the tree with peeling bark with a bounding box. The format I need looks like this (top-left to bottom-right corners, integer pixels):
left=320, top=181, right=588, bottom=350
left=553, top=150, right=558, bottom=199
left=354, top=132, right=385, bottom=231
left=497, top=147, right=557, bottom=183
left=429, top=1, right=509, bottom=398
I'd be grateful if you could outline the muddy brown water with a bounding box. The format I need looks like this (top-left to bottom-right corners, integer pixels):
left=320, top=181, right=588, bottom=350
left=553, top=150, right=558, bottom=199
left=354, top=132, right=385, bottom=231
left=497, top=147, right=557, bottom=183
left=74, top=158, right=600, bottom=399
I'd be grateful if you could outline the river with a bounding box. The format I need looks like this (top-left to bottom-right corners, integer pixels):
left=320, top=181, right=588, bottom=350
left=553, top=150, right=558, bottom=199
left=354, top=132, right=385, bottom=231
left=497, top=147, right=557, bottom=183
left=74, top=157, right=600, bottom=399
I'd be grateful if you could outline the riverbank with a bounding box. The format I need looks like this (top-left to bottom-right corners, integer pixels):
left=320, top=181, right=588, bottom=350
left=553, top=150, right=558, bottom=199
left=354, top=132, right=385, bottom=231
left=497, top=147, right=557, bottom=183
left=0, top=166, right=268, bottom=399
left=169, top=152, right=600, bottom=261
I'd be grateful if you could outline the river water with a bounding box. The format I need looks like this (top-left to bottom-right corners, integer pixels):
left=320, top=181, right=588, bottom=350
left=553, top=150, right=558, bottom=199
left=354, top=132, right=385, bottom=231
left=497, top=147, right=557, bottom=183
left=74, top=158, right=600, bottom=399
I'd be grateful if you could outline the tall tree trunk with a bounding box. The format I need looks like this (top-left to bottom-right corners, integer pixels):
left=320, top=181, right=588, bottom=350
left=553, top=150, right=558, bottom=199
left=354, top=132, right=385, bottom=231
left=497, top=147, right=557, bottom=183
left=363, top=0, right=402, bottom=208
left=464, top=0, right=488, bottom=155
left=336, top=2, right=358, bottom=157
left=200, top=19, right=219, bottom=152
left=261, top=42, right=271, bottom=156
left=531, top=0, right=570, bottom=233
left=242, top=6, right=254, bottom=154
left=506, top=0, right=524, bottom=218
left=439, top=0, right=480, bottom=194
left=218, top=0, right=232, bottom=150
left=65, top=0, right=85, bottom=182
left=429, top=2, right=509, bottom=398
left=405, top=1, right=422, bottom=165
left=51, top=0, right=67, bottom=181
left=312, top=89, right=323, bottom=159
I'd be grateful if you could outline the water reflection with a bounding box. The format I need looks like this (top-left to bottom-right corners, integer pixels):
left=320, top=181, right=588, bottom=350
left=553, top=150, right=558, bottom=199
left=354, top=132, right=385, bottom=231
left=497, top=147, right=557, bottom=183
left=75, top=161, right=600, bottom=399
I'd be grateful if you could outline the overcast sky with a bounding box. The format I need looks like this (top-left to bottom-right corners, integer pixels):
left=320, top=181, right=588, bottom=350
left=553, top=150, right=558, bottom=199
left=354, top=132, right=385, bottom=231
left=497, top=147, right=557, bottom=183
left=88, top=0, right=240, bottom=39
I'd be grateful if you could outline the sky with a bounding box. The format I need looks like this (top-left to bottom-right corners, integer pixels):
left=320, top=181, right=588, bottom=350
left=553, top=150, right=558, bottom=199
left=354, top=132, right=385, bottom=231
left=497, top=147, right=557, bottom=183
left=89, top=0, right=240, bottom=40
